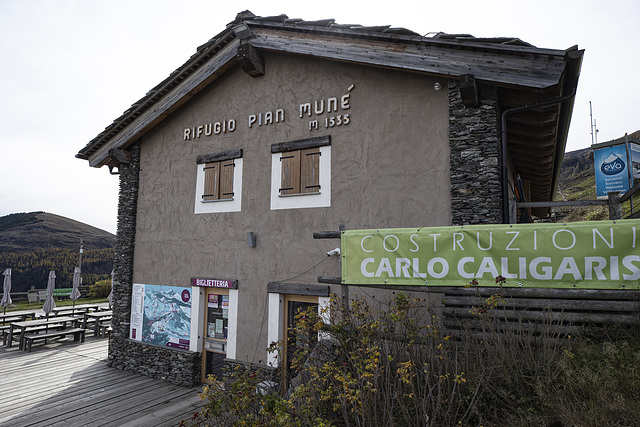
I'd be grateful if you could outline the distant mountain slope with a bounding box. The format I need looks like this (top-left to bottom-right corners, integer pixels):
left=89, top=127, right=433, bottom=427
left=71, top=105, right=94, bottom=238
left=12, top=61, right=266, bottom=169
left=0, top=212, right=116, bottom=253
left=555, top=130, right=640, bottom=221
left=554, top=147, right=606, bottom=222
left=557, top=147, right=595, bottom=199
left=0, top=212, right=116, bottom=292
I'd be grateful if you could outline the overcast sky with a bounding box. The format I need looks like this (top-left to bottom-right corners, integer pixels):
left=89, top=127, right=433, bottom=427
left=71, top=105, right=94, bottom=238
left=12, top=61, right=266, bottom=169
left=1, top=0, right=638, bottom=235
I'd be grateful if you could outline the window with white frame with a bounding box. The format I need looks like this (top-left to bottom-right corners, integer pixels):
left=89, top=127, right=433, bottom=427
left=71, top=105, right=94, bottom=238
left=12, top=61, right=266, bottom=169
left=195, top=149, right=243, bottom=214
left=270, top=136, right=331, bottom=210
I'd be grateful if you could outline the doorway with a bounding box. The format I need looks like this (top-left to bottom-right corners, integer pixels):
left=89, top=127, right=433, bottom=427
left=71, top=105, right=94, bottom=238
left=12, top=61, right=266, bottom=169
left=201, top=288, right=229, bottom=384
left=282, top=294, right=319, bottom=389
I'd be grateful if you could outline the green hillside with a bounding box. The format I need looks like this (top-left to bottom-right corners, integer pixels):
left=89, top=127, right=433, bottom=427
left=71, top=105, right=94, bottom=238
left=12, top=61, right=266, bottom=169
left=0, top=212, right=116, bottom=252
left=0, top=212, right=115, bottom=292
left=556, top=130, right=640, bottom=222
left=554, top=147, right=608, bottom=222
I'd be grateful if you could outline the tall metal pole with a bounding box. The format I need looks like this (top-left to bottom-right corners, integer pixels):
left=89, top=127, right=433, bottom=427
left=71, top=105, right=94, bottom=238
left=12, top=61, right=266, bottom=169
left=78, top=239, right=84, bottom=284
left=625, top=133, right=634, bottom=215
left=590, top=101, right=599, bottom=145
left=590, top=101, right=594, bottom=146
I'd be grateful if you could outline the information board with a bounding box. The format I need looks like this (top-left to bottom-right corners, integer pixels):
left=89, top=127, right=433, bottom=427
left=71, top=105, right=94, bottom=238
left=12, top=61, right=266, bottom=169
left=129, top=284, right=192, bottom=349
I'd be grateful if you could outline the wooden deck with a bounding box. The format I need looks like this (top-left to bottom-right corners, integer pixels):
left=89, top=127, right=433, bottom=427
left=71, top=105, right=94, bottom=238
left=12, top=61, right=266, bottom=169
left=0, top=335, right=203, bottom=426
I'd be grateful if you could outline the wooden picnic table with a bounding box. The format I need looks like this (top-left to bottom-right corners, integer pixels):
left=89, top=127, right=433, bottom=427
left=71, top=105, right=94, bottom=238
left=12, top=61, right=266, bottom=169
left=51, top=304, right=102, bottom=316
left=0, top=310, right=37, bottom=324
left=6, top=316, right=82, bottom=350
left=83, top=310, right=112, bottom=336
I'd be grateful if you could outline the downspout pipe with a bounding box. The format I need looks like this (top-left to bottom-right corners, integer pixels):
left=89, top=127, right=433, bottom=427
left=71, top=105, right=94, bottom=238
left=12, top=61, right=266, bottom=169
left=500, top=86, right=577, bottom=223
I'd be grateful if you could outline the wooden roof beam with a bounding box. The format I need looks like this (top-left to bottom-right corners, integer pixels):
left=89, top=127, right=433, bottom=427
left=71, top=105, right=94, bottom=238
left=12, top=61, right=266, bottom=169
left=237, top=42, right=265, bottom=77
left=498, top=89, right=561, bottom=107
left=511, top=157, right=554, bottom=171
left=506, top=123, right=556, bottom=139
left=507, top=134, right=556, bottom=148
left=249, top=29, right=567, bottom=89
left=506, top=111, right=558, bottom=127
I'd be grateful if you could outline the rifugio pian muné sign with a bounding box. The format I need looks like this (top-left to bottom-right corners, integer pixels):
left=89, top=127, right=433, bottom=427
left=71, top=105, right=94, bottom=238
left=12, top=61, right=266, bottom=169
left=182, top=85, right=355, bottom=140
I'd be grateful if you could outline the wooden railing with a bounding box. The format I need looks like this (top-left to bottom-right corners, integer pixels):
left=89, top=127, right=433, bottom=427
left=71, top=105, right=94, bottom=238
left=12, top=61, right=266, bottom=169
left=516, top=187, right=640, bottom=222
left=620, top=181, right=640, bottom=219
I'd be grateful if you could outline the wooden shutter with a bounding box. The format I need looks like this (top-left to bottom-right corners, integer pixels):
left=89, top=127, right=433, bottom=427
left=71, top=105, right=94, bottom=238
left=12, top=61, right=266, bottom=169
left=301, top=148, right=320, bottom=193
left=219, top=159, right=235, bottom=200
left=280, top=151, right=301, bottom=195
left=203, top=162, right=220, bottom=201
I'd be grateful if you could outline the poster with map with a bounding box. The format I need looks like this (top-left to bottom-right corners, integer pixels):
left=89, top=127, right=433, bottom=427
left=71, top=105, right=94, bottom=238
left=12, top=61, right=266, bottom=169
left=129, top=284, right=192, bottom=349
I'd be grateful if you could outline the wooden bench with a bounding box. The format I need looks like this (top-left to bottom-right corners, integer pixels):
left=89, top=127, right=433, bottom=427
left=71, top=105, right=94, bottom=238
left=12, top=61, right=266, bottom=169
left=0, top=325, right=9, bottom=345
left=37, top=290, right=48, bottom=302
left=83, top=314, right=112, bottom=337
left=4, top=325, right=58, bottom=346
left=23, top=328, right=87, bottom=352
left=98, top=323, right=112, bottom=338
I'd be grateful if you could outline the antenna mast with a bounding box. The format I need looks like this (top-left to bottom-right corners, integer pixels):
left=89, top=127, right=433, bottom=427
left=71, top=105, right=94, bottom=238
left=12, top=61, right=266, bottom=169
left=590, top=101, right=599, bottom=145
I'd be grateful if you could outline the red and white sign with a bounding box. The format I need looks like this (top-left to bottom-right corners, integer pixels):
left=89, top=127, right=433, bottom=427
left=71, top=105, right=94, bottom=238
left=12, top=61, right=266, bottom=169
left=191, top=278, right=237, bottom=289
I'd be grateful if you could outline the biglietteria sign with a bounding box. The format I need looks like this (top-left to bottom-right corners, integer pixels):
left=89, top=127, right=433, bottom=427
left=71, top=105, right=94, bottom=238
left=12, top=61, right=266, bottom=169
left=341, top=220, right=640, bottom=289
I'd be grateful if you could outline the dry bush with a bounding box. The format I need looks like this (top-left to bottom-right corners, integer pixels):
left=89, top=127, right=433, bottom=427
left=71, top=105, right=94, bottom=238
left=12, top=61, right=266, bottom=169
left=189, top=292, right=640, bottom=427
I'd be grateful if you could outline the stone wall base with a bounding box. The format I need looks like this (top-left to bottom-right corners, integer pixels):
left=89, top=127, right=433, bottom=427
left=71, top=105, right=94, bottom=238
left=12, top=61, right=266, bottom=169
left=108, top=335, right=201, bottom=387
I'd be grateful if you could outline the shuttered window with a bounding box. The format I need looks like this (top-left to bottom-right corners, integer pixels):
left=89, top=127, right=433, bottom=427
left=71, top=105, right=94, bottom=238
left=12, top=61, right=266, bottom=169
left=203, top=159, right=235, bottom=201
left=300, top=148, right=321, bottom=194
left=197, top=149, right=242, bottom=205
left=272, top=137, right=329, bottom=196
left=271, top=137, right=331, bottom=210
left=279, top=148, right=321, bottom=195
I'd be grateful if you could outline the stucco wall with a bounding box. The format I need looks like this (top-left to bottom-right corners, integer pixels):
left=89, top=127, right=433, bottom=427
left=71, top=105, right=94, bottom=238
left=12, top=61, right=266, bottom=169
left=131, top=53, right=450, bottom=365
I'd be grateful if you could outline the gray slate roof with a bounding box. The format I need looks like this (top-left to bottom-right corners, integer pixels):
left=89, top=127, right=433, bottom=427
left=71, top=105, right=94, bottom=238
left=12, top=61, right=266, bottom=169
left=77, top=11, right=583, bottom=209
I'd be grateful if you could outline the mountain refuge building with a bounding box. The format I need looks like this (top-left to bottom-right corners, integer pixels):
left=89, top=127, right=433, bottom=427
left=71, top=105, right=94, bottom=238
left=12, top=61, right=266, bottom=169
left=77, top=11, right=583, bottom=386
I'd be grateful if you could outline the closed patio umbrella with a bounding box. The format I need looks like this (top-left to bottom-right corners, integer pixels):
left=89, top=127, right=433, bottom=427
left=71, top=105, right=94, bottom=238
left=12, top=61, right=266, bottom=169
left=43, top=270, right=56, bottom=318
left=1, top=268, right=11, bottom=319
left=108, top=269, right=114, bottom=309
left=41, top=270, right=57, bottom=340
left=70, top=267, right=81, bottom=313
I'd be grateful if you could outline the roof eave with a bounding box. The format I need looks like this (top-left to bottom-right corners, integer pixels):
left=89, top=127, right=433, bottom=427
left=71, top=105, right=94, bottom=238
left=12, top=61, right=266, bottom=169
left=547, top=48, right=585, bottom=204
left=77, top=16, right=575, bottom=169
left=77, top=27, right=238, bottom=165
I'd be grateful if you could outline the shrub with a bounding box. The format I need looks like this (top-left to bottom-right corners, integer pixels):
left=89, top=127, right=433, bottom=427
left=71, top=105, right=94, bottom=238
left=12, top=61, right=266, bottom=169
left=188, top=291, right=640, bottom=426
left=89, top=279, right=111, bottom=298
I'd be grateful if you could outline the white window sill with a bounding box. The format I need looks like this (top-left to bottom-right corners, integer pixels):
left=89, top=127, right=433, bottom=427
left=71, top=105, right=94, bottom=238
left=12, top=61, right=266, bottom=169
left=278, top=192, right=321, bottom=198
left=201, top=198, right=235, bottom=203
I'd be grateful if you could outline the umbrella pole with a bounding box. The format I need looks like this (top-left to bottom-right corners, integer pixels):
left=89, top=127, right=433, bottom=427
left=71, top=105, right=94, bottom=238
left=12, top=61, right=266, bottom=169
left=45, top=313, right=49, bottom=344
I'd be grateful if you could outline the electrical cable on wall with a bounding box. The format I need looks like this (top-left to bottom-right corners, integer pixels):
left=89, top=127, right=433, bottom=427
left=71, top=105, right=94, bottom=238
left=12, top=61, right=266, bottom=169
left=272, top=255, right=330, bottom=284
left=251, top=254, right=332, bottom=363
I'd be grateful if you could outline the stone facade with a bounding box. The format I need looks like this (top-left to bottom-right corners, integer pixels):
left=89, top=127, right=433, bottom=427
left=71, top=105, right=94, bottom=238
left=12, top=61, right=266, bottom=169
left=107, top=141, right=201, bottom=387
left=448, top=80, right=503, bottom=225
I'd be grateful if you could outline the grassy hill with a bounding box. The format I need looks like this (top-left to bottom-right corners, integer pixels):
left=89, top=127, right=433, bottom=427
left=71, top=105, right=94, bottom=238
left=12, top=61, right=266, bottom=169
left=555, top=130, right=640, bottom=222
left=0, top=212, right=115, bottom=252
left=554, top=147, right=608, bottom=222
left=0, top=212, right=115, bottom=292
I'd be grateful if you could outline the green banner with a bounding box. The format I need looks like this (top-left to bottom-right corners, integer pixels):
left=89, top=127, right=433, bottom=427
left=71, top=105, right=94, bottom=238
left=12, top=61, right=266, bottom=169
left=341, top=219, right=640, bottom=289
left=53, top=288, right=72, bottom=296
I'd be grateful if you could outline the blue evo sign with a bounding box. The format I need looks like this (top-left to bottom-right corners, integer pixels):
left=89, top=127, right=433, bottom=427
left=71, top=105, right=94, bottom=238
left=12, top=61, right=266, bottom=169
left=594, top=144, right=630, bottom=197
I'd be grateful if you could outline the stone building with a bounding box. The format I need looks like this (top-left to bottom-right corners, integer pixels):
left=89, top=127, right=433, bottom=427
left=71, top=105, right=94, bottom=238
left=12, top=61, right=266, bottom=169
left=77, top=11, right=583, bottom=386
